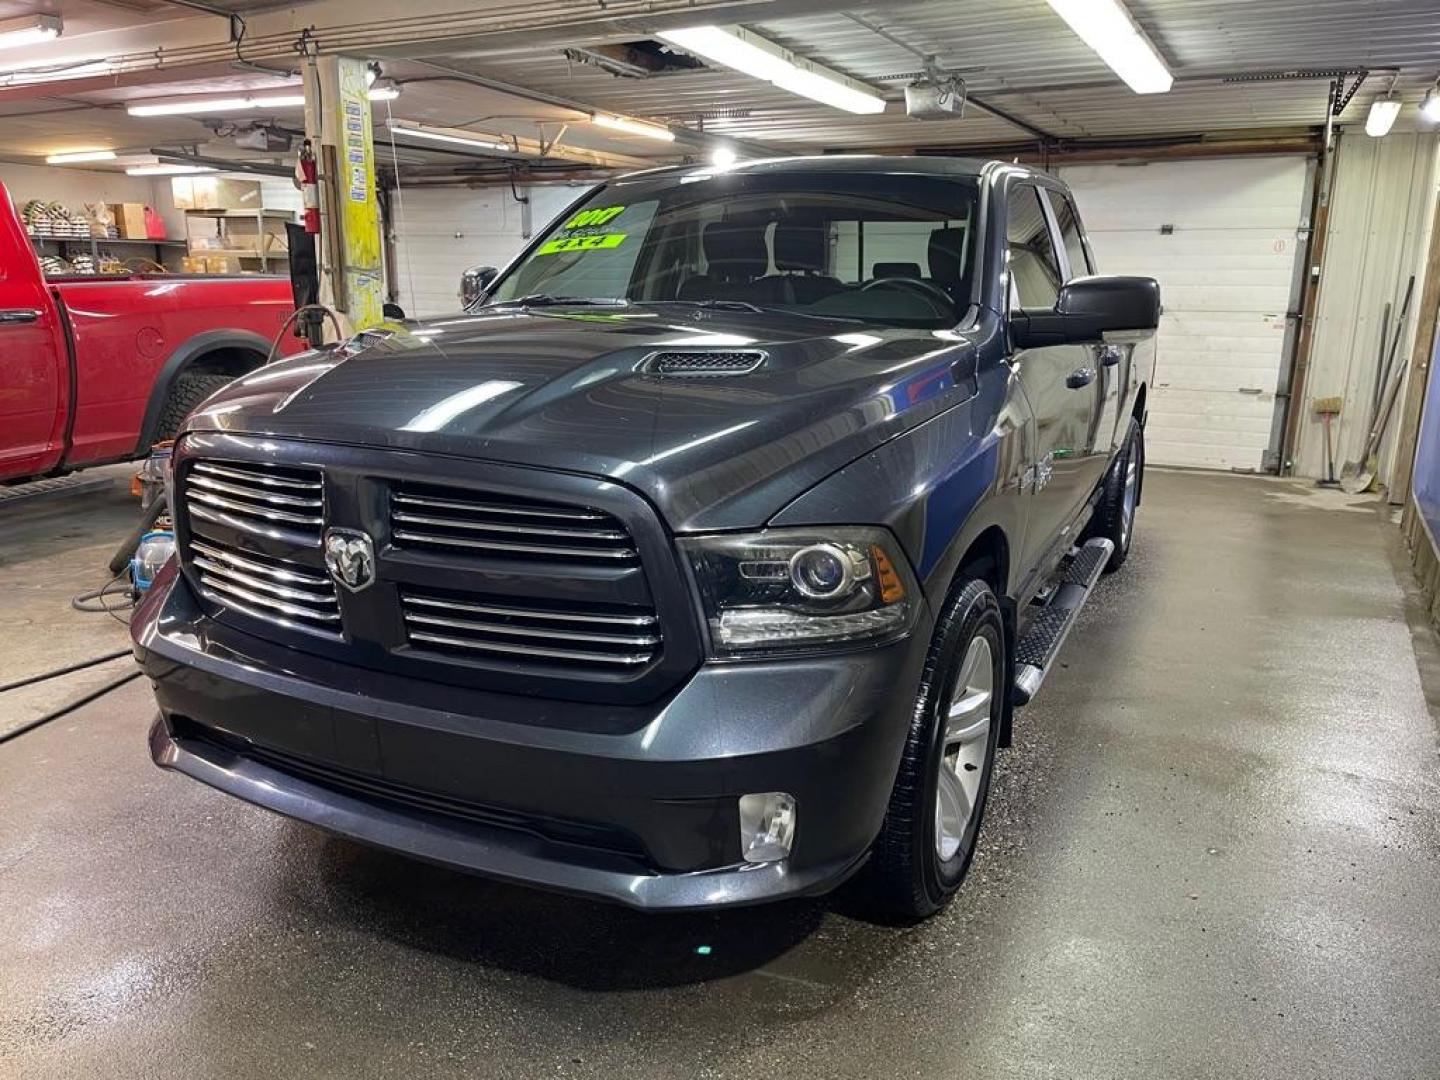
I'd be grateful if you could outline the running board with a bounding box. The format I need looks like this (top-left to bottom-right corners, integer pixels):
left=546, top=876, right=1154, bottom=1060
left=1013, top=537, right=1114, bottom=707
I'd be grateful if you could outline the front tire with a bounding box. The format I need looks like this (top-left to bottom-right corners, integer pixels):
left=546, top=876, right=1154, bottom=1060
left=867, top=579, right=1005, bottom=920
left=155, top=372, right=233, bottom=443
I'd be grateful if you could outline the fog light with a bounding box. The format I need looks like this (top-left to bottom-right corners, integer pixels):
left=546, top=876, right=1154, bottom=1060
left=738, top=792, right=796, bottom=863
left=130, top=530, right=175, bottom=591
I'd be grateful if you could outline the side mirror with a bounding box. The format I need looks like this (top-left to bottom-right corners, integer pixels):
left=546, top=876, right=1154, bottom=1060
left=382, top=302, right=406, bottom=321
left=1012, top=275, right=1161, bottom=349
left=460, top=265, right=498, bottom=308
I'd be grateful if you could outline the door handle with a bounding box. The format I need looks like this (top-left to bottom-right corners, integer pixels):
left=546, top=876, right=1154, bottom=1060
left=1066, top=367, right=1096, bottom=389
left=1099, top=346, right=1122, bottom=367
left=0, top=308, right=41, bottom=324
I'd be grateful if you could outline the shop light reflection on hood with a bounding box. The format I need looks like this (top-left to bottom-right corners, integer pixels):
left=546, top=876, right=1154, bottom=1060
left=401, top=380, right=523, bottom=432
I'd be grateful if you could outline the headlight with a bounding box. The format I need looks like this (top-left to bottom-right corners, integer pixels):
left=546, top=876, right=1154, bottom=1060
left=678, top=526, right=920, bottom=657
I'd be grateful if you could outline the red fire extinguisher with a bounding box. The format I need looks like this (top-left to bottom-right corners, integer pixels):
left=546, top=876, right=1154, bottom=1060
left=298, top=140, right=319, bottom=234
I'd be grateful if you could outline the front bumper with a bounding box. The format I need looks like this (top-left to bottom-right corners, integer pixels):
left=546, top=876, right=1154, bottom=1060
left=134, top=562, right=930, bottom=910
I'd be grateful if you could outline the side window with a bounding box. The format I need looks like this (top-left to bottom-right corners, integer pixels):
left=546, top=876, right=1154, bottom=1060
left=1005, top=185, right=1061, bottom=309
left=1048, top=191, right=1092, bottom=280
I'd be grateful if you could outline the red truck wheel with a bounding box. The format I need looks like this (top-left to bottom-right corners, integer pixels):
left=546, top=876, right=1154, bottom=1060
left=156, top=373, right=233, bottom=442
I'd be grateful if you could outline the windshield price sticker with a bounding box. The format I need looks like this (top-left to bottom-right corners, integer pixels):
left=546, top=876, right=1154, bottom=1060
left=537, top=232, right=628, bottom=255
left=563, top=205, right=625, bottom=230
left=537, top=205, right=630, bottom=256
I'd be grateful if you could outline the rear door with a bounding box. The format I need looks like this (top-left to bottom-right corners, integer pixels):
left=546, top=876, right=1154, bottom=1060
left=1006, top=182, right=1100, bottom=578
left=1046, top=187, right=1126, bottom=464
left=0, top=197, right=67, bottom=479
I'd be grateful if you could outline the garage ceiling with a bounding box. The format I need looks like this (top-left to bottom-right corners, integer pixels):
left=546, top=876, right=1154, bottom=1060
left=0, top=0, right=1436, bottom=173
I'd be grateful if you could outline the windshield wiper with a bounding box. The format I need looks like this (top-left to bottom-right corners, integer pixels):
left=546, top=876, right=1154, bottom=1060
left=642, top=298, right=868, bottom=323
left=646, top=298, right=764, bottom=313
left=490, top=294, right=630, bottom=308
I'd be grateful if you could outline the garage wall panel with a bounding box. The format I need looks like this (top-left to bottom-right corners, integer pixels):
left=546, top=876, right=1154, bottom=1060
left=1060, top=157, right=1311, bottom=471
left=0, top=160, right=185, bottom=235
left=1295, top=132, right=1438, bottom=484
left=390, top=183, right=591, bottom=319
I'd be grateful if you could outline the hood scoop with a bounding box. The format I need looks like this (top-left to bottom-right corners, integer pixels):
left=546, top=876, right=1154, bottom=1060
left=644, top=349, right=767, bottom=378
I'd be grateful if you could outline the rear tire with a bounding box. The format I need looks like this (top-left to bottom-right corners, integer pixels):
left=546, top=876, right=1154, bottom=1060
left=155, top=372, right=233, bottom=443
left=1089, top=419, right=1143, bottom=572
left=867, top=579, right=1005, bottom=920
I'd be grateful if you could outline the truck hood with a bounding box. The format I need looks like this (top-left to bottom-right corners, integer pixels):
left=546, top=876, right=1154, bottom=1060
left=187, top=305, right=981, bottom=531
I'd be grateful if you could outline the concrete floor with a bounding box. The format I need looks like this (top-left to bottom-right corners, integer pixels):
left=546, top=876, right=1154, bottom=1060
left=2, top=470, right=1438, bottom=1079
left=0, top=465, right=138, bottom=733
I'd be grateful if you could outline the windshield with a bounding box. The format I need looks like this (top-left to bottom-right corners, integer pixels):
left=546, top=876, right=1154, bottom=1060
left=487, top=170, right=980, bottom=329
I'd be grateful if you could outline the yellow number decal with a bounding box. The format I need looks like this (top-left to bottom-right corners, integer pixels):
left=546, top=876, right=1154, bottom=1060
left=563, top=205, right=626, bottom=230
left=536, top=232, right=627, bottom=256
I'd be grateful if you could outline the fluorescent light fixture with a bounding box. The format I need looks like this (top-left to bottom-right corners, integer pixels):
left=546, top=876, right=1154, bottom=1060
left=1366, top=95, right=1402, bottom=137
left=0, top=14, right=62, bottom=51
left=385, top=119, right=511, bottom=152
left=711, top=146, right=737, bottom=167
left=129, top=92, right=302, bottom=117
left=658, top=25, right=885, bottom=114
left=1044, top=0, right=1173, bottom=94
left=591, top=113, right=675, bottom=142
left=127, top=86, right=399, bottom=117
left=1422, top=84, right=1440, bottom=123
left=46, top=150, right=117, bottom=164
left=126, top=164, right=216, bottom=176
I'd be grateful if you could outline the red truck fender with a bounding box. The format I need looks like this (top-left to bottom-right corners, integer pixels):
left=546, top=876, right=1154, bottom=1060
left=134, top=328, right=276, bottom=454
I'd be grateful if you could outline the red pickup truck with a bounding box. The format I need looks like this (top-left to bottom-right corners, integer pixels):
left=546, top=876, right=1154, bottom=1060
left=1, top=182, right=297, bottom=484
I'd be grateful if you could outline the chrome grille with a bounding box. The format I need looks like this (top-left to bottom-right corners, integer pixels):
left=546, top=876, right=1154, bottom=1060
left=401, top=592, right=661, bottom=668
left=185, top=460, right=324, bottom=540
left=390, top=483, right=637, bottom=563
left=190, top=537, right=340, bottom=634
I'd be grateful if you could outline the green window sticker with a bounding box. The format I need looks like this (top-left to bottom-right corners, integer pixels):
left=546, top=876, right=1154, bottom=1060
left=536, top=232, right=628, bottom=256
left=563, top=205, right=626, bottom=230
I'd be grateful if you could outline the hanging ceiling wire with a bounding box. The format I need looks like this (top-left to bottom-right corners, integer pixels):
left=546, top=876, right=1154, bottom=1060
left=382, top=95, right=419, bottom=317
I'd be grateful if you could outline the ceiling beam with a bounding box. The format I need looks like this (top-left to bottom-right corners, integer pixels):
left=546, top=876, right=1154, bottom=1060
left=149, top=149, right=294, bottom=176
left=403, top=60, right=783, bottom=160
left=843, top=131, right=1324, bottom=166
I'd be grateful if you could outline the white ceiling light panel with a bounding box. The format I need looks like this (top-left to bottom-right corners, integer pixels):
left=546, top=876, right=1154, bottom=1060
left=1045, top=0, right=1173, bottom=94
left=658, top=25, right=886, bottom=115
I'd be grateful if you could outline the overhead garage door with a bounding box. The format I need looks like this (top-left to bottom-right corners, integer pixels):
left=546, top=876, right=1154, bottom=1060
left=391, top=185, right=589, bottom=319
left=1059, top=158, right=1311, bottom=471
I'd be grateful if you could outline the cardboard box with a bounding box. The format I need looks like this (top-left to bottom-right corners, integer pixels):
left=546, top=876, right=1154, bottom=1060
left=110, top=203, right=148, bottom=239
left=171, top=177, right=262, bottom=211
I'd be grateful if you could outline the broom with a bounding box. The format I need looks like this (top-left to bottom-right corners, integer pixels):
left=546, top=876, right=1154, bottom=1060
left=1313, top=396, right=1342, bottom=488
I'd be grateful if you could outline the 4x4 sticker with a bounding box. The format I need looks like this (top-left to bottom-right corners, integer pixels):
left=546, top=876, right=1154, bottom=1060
left=536, top=232, right=627, bottom=255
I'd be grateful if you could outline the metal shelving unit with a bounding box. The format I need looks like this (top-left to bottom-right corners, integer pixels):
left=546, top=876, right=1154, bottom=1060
left=29, top=233, right=189, bottom=273
left=184, top=208, right=292, bottom=273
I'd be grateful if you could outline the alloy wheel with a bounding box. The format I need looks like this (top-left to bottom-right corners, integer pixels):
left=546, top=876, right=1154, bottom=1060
left=934, top=635, right=994, bottom=861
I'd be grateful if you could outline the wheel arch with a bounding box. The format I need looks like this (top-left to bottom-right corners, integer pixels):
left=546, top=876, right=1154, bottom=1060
left=135, top=329, right=271, bottom=453
left=945, top=525, right=1018, bottom=750
left=953, top=525, right=1010, bottom=599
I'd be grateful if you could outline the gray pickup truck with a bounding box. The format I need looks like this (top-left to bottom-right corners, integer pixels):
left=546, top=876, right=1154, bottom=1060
left=133, top=156, right=1158, bottom=919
